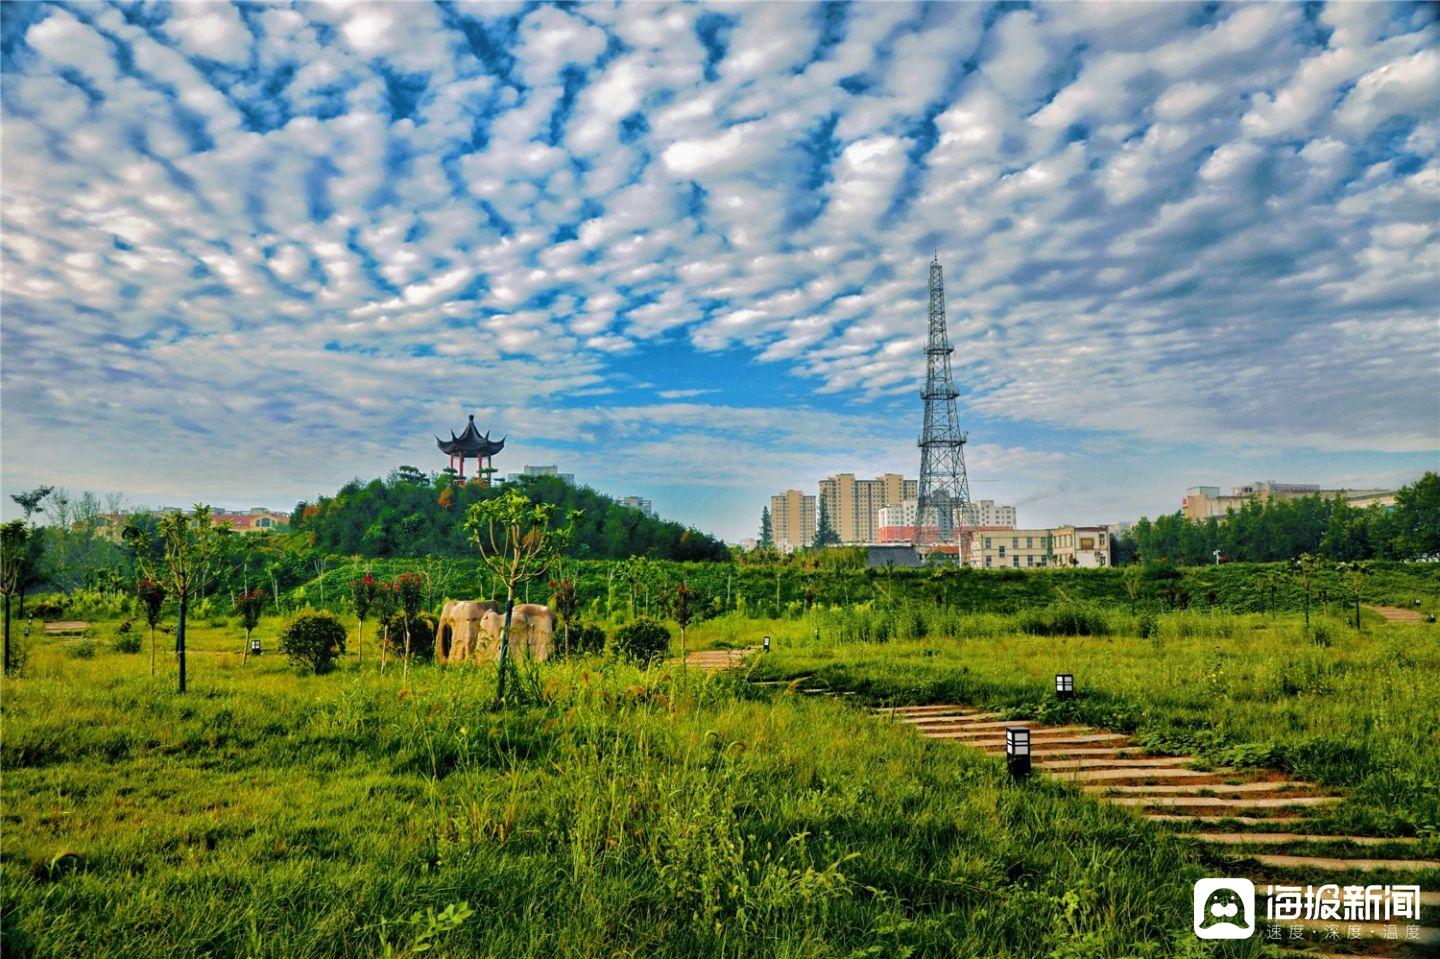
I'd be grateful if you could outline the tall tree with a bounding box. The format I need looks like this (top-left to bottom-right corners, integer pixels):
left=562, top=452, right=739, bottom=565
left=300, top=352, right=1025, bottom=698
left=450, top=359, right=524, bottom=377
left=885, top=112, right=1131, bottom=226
left=1, top=521, right=31, bottom=674
left=759, top=506, right=773, bottom=549
left=1388, top=472, right=1440, bottom=560
left=464, top=489, right=578, bottom=704
left=813, top=499, right=840, bottom=548
left=10, top=486, right=53, bottom=521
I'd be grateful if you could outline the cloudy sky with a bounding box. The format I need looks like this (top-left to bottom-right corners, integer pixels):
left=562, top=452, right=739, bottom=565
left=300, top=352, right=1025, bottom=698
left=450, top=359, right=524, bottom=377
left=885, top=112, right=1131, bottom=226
left=2, top=1, right=1437, bottom=540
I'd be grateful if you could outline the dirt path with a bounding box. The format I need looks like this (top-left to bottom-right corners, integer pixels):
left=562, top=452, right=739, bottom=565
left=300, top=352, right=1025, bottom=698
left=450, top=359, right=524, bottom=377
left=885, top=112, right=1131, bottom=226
left=1372, top=605, right=1424, bottom=623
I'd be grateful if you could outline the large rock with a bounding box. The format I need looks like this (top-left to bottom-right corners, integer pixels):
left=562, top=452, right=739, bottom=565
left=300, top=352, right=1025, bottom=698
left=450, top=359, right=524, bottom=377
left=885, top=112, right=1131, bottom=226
left=436, top=601, right=555, bottom=663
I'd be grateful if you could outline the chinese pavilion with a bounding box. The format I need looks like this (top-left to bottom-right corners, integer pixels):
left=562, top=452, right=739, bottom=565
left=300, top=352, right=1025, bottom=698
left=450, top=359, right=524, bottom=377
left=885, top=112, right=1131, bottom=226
left=436, top=415, right=505, bottom=484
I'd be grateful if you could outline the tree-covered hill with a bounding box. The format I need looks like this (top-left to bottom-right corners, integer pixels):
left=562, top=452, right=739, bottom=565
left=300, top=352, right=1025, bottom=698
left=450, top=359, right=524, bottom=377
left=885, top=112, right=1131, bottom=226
left=291, top=468, right=729, bottom=562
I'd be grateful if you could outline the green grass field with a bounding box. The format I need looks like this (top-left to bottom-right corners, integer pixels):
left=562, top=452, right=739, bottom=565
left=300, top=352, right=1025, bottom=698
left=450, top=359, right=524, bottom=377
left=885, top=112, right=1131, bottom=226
left=4, top=602, right=1436, bottom=957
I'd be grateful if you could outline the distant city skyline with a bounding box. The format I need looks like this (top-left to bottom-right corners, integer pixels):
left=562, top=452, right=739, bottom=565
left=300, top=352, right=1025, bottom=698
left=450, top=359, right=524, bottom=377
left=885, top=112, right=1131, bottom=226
left=2, top=3, right=1436, bottom=542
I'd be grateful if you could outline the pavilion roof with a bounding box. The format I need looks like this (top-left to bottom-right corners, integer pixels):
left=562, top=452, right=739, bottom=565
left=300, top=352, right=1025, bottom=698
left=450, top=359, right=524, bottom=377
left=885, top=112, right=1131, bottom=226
left=436, top=415, right=505, bottom=457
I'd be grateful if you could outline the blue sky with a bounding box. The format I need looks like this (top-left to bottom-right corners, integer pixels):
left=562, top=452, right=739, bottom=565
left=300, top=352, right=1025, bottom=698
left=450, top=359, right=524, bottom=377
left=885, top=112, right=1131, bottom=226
left=1, top=1, right=1437, bottom=541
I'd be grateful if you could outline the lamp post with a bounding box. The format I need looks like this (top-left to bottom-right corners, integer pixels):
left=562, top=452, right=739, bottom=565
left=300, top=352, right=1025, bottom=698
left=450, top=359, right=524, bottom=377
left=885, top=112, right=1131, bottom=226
left=1005, top=727, right=1031, bottom=780
left=1055, top=673, right=1075, bottom=701
left=762, top=635, right=771, bottom=653
left=249, top=637, right=261, bottom=657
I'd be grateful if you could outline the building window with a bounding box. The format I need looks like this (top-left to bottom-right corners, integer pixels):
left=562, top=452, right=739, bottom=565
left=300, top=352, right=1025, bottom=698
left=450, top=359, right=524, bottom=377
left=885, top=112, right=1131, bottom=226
left=998, top=546, right=1005, bottom=557
left=1012, top=556, right=1019, bottom=568
left=1011, top=537, right=1018, bottom=548
left=984, top=537, right=991, bottom=548
left=1026, top=555, right=1033, bottom=567
left=1026, top=536, right=1032, bottom=548
left=984, top=556, right=992, bottom=568
left=1037, top=556, right=1046, bottom=567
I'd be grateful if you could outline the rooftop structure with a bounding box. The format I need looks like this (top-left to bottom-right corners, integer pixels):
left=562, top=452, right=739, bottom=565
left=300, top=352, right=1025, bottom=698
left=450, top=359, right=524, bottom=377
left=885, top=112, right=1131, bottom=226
left=437, top=414, right=504, bottom=484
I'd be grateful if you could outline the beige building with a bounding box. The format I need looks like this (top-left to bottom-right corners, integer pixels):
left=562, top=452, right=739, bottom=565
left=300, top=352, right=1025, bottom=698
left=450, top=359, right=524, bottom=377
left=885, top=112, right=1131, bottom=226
left=962, top=525, right=1109, bottom=569
left=769, top=489, right=816, bottom=552
left=1183, top=481, right=1397, bottom=521
left=818, top=473, right=918, bottom=545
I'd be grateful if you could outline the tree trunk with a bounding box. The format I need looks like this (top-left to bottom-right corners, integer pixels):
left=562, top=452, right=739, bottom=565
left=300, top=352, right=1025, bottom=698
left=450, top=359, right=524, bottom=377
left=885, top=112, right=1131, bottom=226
left=177, top=592, right=188, bottom=694
left=495, top=592, right=515, bottom=705
left=149, top=623, right=156, bottom=677
left=356, top=615, right=363, bottom=663
left=3, top=593, right=11, bottom=675
left=402, top=614, right=412, bottom=684
left=243, top=626, right=251, bottom=666
left=679, top=624, right=686, bottom=673
left=563, top=619, right=570, bottom=658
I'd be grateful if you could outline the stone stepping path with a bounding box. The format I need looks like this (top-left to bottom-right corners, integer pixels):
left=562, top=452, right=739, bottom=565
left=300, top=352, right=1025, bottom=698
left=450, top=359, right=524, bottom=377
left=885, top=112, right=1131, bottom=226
left=686, top=658, right=1438, bottom=954
left=870, top=703, right=1437, bottom=953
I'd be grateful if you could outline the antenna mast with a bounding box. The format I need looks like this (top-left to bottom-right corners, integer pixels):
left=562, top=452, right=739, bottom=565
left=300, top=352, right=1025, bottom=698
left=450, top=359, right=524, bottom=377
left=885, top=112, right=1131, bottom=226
left=913, top=255, right=971, bottom=558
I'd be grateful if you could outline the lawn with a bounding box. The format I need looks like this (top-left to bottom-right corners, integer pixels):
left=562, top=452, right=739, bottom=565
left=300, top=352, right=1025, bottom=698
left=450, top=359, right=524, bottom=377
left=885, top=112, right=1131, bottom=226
left=1, top=615, right=1246, bottom=959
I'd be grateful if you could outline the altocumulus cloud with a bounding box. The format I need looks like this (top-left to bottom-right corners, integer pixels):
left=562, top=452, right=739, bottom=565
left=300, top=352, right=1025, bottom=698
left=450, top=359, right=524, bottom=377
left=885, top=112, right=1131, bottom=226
left=1, top=2, right=1436, bottom=538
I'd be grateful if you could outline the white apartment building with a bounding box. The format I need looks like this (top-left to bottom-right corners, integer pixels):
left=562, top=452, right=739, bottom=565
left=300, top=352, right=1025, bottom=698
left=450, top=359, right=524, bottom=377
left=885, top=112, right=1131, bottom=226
left=874, top=499, right=1016, bottom=544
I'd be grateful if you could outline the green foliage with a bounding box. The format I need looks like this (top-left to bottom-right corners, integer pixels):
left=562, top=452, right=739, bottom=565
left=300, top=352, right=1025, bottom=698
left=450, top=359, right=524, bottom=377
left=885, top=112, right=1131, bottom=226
left=112, top=622, right=142, bottom=654
left=611, top=616, right=670, bottom=664
left=292, top=472, right=727, bottom=561
left=278, top=611, right=347, bottom=674
left=812, top=499, right=840, bottom=548
left=1015, top=604, right=1112, bottom=637
left=380, top=612, right=437, bottom=660
left=67, top=639, right=96, bottom=659
left=1121, top=472, right=1438, bottom=565
left=566, top=621, right=606, bottom=656
left=758, top=505, right=772, bottom=548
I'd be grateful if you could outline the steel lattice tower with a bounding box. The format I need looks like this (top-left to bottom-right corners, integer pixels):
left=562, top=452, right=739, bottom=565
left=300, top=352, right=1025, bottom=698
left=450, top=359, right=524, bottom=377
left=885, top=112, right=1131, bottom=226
left=913, top=255, right=970, bottom=556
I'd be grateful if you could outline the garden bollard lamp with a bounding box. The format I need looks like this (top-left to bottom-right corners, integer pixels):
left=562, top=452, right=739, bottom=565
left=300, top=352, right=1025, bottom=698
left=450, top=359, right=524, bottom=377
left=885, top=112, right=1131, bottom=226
left=1006, top=727, right=1031, bottom=780
left=762, top=635, right=771, bottom=652
left=1055, top=673, right=1075, bottom=700
left=249, top=638, right=262, bottom=656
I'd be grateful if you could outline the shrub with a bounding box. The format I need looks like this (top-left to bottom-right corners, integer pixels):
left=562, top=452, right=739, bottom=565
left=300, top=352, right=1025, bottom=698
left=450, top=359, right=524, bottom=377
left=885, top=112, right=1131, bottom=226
left=112, top=622, right=142, bottom=654
left=279, top=612, right=347, bottom=674
left=380, top=612, right=437, bottom=660
left=567, top=621, right=606, bottom=656
left=1016, top=603, right=1111, bottom=637
left=612, top=617, right=670, bottom=664
left=68, top=639, right=96, bottom=659
left=1311, top=621, right=1334, bottom=648
left=1137, top=613, right=1159, bottom=640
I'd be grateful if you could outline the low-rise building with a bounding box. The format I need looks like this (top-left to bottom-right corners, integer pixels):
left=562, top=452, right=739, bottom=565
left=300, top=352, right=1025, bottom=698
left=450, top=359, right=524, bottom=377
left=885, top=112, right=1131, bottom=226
left=1183, top=481, right=1396, bottom=521
left=621, top=496, right=654, bottom=517
left=508, top=465, right=576, bottom=485
left=961, top=525, right=1110, bottom=569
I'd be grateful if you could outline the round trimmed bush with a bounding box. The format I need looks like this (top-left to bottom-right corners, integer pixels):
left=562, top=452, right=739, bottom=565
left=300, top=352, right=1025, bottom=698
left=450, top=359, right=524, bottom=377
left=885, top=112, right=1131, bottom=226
left=612, top=617, right=670, bottom=664
left=560, top=621, right=606, bottom=657
left=279, top=612, right=347, bottom=674
left=379, top=612, right=437, bottom=660
left=112, top=622, right=142, bottom=654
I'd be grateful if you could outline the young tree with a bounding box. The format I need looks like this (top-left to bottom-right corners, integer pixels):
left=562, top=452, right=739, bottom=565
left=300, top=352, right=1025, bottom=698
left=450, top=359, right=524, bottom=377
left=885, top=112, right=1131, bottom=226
left=374, top=580, right=398, bottom=672
left=673, top=582, right=695, bottom=671
left=1291, top=553, right=1320, bottom=636
left=549, top=577, right=577, bottom=657
left=1337, top=560, right=1370, bottom=632
left=464, top=488, right=578, bottom=704
left=235, top=589, right=267, bottom=664
left=351, top=572, right=378, bottom=664
left=136, top=578, right=166, bottom=676
left=125, top=506, right=227, bottom=693
left=1, top=521, right=31, bottom=675
left=759, top=506, right=773, bottom=549
left=813, top=499, right=840, bottom=548
left=395, top=572, right=424, bottom=682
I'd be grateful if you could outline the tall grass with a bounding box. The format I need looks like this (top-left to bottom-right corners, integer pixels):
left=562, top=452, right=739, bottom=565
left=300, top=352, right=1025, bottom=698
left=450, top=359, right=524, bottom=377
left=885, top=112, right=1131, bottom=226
left=748, top=609, right=1440, bottom=837
left=2, top=620, right=1236, bottom=958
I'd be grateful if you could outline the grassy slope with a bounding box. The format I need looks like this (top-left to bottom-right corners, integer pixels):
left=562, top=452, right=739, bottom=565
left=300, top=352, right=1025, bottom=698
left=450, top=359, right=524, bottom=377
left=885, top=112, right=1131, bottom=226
left=734, top=611, right=1440, bottom=838
left=2, top=621, right=1247, bottom=959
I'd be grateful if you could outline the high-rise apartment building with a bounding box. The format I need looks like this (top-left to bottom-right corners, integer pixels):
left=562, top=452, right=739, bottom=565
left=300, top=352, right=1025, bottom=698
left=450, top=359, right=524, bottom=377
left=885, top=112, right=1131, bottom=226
left=875, top=499, right=1017, bottom=543
left=769, top=489, right=816, bottom=552
left=817, top=473, right=918, bottom=545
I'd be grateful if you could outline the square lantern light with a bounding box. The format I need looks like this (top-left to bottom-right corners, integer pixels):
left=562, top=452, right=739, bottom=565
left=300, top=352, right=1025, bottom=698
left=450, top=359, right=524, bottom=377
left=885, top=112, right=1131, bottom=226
left=1055, top=673, right=1075, bottom=700
left=249, top=638, right=262, bottom=656
left=1005, top=727, right=1031, bottom=779
left=762, top=635, right=771, bottom=652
